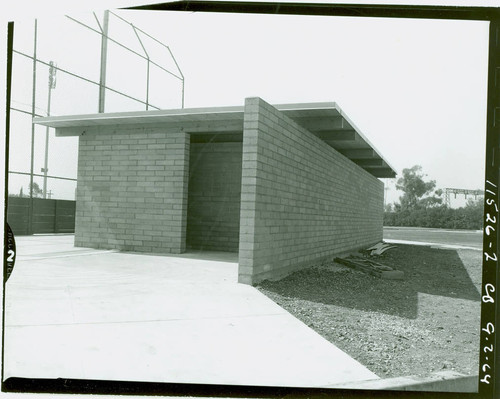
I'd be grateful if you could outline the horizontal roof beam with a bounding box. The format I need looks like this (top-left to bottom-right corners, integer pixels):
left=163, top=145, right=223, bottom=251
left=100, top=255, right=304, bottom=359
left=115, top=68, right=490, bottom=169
left=363, top=167, right=397, bottom=178
left=291, top=116, right=350, bottom=132
left=190, top=132, right=243, bottom=143
left=353, top=159, right=384, bottom=167
left=313, top=130, right=357, bottom=141
left=181, top=121, right=244, bottom=132
left=55, top=121, right=245, bottom=137
left=339, top=149, right=376, bottom=159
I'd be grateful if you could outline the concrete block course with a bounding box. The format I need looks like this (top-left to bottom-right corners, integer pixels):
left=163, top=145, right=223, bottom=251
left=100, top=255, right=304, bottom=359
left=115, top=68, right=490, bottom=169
left=238, top=98, right=384, bottom=284
left=75, top=127, right=189, bottom=254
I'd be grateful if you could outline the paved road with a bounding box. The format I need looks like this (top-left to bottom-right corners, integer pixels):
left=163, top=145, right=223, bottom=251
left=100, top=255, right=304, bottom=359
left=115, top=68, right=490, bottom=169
left=383, top=226, right=483, bottom=249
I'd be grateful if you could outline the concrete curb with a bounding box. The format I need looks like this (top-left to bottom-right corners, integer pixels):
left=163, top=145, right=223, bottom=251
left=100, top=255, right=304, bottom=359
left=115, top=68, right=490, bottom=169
left=384, top=226, right=482, bottom=234
left=325, top=371, right=478, bottom=392
left=384, top=239, right=481, bottom=251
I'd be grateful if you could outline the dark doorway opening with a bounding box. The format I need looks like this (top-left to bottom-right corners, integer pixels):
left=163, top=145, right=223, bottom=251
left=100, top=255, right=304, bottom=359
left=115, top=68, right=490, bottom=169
left=186, top=133, right=243, bottom=252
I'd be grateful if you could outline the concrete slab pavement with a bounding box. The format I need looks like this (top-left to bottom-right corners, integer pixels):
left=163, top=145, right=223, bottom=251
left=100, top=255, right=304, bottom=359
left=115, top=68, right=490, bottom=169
left=4, top=235, right=379, bottom=388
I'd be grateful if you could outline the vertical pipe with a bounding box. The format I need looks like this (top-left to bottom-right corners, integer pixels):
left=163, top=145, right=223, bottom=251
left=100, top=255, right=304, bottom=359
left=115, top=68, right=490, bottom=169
left=181, top=78, right=185, bottom=108
left=28, top=19, right=38, bottom=234
left=42, top=78, right=52, bottom=199
left=98, top=10, right=109, bottom=113
left=146, top=59, right=150, bottom=110
left=53, top=200, right=58, bottom=233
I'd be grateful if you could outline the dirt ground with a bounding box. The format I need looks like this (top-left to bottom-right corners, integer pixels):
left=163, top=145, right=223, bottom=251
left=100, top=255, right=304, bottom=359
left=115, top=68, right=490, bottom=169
left=257, top=244, right=482, bottom=379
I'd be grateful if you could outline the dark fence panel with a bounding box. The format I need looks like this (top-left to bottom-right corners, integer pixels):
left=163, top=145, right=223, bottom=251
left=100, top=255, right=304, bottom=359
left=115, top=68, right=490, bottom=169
left=32, top=198, right=56, bottom=234
left=6, top=197, right=30, bottom=235
left=55, top=200, right=76, bottom=233
left=6, top=197, right=76, bottom=235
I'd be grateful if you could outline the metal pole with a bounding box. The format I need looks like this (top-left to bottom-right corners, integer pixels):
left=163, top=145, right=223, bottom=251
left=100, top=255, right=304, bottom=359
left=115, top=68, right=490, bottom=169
left=146, top=60, right=150, bottom=110
left=166, top=45, right=185, bottom=108
left=130, top=24, right=150, bottom=111
left=13, top=49, right=160, bottom=110
left=42, top=62, right=55, bottom=199
left=28, top=19, right=38, bottom=234
left=98, top=10, right=109, bottom=113
left=42, top=89, right=51, bottom=198
left=181, top=78, right=185, bottom=108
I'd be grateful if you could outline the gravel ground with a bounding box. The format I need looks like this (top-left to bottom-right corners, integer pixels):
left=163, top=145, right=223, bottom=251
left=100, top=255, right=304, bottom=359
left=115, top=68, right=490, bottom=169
left=257, top=244, right=482, bottom=379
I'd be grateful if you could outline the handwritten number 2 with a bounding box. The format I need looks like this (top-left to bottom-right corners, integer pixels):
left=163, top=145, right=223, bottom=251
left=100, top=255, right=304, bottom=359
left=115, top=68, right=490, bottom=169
left=484, top=252, right=497, bottom=262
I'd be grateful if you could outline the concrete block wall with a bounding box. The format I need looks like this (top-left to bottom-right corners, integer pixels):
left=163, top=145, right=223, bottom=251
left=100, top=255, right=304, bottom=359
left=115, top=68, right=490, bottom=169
left=239, top=98, right=384, bottom=284
left=187, top=142, right=243, bottom=252
left=75, top=126, right=189, bottom=254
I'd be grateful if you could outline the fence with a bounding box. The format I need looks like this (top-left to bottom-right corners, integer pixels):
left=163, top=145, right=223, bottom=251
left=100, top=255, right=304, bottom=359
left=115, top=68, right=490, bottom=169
left=7, top=197, right=76, bottom=235
left=7, top=10, right=184, bottom=235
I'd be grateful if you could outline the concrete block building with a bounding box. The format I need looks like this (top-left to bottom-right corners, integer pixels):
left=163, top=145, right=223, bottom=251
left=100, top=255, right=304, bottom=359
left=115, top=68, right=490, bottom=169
left=34, top=97, right=396, bottom=285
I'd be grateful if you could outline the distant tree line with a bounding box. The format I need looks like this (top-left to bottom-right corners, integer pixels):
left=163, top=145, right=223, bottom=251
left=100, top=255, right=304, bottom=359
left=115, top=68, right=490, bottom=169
left=384, top=165, right=483, bottom=230
left=10, top=182, right=43, bottom=198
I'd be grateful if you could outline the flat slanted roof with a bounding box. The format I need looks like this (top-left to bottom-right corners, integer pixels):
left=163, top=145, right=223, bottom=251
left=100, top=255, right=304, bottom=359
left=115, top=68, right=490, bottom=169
left=33, top=102, right=396, bottom=178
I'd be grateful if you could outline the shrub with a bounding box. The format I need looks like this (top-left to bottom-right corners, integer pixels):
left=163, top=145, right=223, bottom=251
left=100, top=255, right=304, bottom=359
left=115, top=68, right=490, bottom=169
left=384, top=200, right=483, bottom=230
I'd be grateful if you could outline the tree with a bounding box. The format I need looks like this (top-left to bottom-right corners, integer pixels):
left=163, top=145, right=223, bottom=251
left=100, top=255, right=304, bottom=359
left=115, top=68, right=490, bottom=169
left=10, top=183, right=44, bottom=198
left=29, top=182, right=43, bottom=198
left=395, top=165, right=442, bottom=211
left=463, top=198, right=484, bottom=230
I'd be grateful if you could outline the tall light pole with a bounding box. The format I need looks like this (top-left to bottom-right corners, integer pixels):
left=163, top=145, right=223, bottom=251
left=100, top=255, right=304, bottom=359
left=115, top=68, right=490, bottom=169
left=42, top=61, right=56, bottom=199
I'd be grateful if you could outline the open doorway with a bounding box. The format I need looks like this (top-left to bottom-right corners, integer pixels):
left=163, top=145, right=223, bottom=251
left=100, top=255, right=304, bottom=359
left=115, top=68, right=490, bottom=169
left=186, top=134, right=243, bottom=253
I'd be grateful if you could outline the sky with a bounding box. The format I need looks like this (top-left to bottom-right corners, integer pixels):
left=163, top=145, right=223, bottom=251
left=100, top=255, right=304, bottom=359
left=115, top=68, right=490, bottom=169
left=0, top=0, right=496, bottom=206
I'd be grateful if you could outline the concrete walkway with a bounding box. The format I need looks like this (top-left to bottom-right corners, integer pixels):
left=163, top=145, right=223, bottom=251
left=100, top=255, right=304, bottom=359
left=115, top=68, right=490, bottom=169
left=4, top=235, right=378, bottom=388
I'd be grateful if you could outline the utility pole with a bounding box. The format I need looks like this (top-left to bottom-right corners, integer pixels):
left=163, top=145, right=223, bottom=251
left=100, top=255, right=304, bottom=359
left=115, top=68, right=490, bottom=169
left=42, top=61, right=56, bottom=199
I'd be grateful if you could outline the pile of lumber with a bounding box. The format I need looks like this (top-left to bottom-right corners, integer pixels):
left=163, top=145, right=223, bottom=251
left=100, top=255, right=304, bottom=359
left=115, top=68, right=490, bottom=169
left=334, top=255, right=404, bottom=280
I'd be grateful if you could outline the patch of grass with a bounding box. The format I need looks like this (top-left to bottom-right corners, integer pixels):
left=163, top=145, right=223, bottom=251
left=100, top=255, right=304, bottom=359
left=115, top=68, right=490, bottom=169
left=257, top=245, right=481, bottom=378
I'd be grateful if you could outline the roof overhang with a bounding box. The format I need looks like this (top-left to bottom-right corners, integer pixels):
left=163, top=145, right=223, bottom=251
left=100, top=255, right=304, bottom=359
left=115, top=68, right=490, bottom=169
left=33, top=102, right=396, bottom=178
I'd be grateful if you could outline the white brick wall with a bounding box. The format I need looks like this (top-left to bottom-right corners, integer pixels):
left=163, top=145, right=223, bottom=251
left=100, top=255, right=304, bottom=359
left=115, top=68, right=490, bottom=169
left=238, top=98, right=384, bottom=284
left=75, top=126, right=189, bottom=254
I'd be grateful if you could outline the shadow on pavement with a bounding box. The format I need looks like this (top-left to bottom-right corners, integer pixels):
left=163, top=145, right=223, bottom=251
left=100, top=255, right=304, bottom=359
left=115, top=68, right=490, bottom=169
left=258, top=245, right=481, bottom=319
